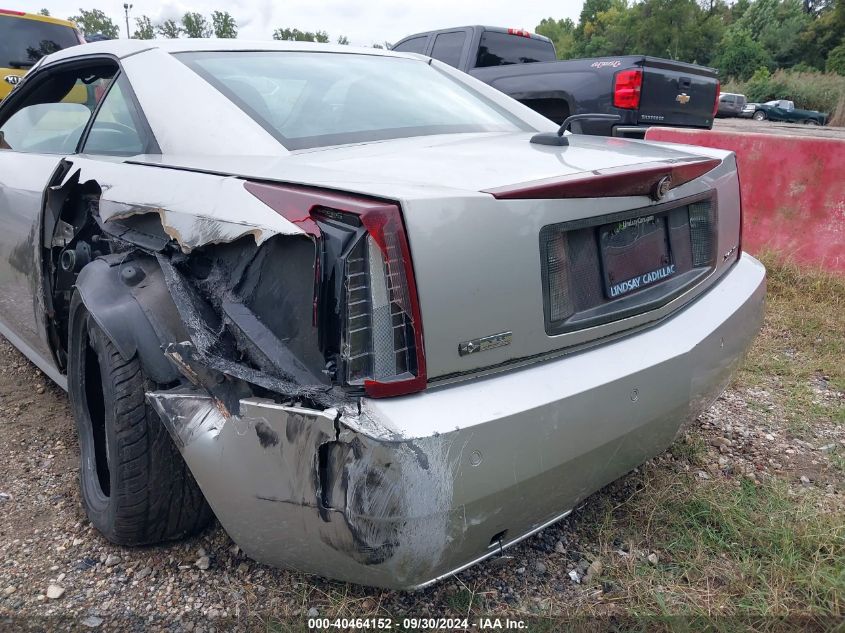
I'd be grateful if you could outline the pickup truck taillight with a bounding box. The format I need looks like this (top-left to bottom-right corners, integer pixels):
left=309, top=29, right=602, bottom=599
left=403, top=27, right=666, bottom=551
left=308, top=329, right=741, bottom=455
left=613, top=69, right=642, bottom=110
left=244, top=181, right=426, bottom=398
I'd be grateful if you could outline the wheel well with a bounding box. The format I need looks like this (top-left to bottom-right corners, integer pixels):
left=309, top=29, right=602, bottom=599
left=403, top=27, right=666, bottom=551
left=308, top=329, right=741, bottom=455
left=518, top=98, right=571, bottom=125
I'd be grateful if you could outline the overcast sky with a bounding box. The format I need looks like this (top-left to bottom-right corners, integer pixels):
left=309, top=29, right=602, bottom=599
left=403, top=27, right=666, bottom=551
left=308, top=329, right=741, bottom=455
left=6, top=0, right=584, bottom=46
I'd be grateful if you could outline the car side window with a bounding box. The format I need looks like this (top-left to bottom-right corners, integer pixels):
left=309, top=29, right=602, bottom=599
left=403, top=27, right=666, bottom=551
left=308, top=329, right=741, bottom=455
left=83, top=74, right=149, bottom=156
left=0, top=63, right=116, bottom=154
left=430, top=32, right=466, bottom=68
left=392, top=36, right=428, bottom=55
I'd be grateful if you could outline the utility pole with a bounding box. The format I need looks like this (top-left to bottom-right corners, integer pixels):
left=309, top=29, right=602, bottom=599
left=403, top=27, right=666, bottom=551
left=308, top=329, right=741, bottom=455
left=123, top=3, right=133, bottom=38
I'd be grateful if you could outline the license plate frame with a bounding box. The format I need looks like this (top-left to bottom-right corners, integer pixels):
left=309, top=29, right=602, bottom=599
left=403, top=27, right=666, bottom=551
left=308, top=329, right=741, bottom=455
left=599, top=214, right=676, bottom=299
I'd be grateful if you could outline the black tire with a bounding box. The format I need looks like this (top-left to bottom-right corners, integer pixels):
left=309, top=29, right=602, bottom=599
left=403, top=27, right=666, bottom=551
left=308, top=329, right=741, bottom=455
left=68, top=292, right=213, bottom=545
left=804, top=119, right=820, bottom=125
left=752, top=110, right=767, bottom=121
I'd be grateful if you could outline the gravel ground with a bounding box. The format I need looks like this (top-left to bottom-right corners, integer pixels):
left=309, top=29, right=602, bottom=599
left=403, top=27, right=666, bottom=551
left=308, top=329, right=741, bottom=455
left=0, top=329, right=843, bottom=631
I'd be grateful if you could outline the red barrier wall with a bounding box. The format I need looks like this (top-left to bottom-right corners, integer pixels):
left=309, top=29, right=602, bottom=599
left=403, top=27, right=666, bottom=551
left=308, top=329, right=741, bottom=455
left=644, top=127, right=845, bottom=272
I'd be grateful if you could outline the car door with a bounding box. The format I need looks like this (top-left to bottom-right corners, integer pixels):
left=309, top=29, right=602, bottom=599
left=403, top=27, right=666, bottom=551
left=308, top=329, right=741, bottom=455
left=0, top=57, right=116, bottom=370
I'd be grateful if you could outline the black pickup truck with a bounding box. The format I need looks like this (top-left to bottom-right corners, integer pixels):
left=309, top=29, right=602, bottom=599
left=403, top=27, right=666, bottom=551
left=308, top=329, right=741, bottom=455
left=392, top=25, right=720, bottom=138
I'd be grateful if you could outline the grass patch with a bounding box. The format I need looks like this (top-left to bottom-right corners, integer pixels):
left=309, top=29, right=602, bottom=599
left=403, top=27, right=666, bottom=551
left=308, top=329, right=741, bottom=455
left=669, top=433, right=708, bottom=466
left=590, top=468, right=845, bottom=618
left=582, top=261, right=845, bottom=619
left=736, top=254, right=845, bottom=434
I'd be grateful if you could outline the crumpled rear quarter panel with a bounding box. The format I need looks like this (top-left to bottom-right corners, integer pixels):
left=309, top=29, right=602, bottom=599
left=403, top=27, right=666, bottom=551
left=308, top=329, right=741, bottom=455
left=147, top=255, right=765, bottom=590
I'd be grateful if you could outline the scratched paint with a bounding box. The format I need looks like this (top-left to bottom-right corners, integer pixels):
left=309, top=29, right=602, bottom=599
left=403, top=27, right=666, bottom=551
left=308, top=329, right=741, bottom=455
left=145, top=392, right=458, bottom=588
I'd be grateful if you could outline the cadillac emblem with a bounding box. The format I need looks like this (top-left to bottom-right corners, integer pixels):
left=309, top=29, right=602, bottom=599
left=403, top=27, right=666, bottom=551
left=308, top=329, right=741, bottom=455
left=651, top=175, right=672, bottom=201
left=675, top=93, right=691, bottom=104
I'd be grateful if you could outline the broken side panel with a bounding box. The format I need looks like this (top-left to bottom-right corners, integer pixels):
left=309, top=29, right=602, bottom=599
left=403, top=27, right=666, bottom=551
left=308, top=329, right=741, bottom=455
left=71, top=158, right=306, bottom=252
left=146, top=392, right=464, bottom=589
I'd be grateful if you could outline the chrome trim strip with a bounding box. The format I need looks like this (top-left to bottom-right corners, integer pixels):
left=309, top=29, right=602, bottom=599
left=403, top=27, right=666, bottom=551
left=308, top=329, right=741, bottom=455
left=408, top=508, right=572, bottom=591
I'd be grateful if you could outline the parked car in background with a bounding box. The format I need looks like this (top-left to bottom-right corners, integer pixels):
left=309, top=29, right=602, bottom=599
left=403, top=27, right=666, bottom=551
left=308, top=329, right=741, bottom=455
left=0, top=9, right=84, bottom=100
left=393, top=25, right=720, bottom=138
left=751, top=99, right=828, bottom=125
left=739, top=102, right=758, bottom=118
left=0, top=39, right=764, bottom=590
left=716, top=92, right=746, bottom=117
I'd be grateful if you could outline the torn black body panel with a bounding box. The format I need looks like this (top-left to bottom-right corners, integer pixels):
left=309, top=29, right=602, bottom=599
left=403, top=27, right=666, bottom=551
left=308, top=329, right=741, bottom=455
left=75, top=256, right=184, bottom=384
left=41, top=168, right=349, bottom=417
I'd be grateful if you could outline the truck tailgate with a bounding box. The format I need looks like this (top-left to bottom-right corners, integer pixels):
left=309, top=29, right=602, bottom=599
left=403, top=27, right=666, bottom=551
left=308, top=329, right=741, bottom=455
left=637, top=58, right=718, bottom=129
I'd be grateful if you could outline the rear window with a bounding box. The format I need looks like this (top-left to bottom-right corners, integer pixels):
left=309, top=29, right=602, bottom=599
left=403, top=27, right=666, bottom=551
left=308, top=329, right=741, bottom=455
left=178, top=51, right=529, bottom=150
left=392, top=36, right=428, bottom=55
left=430, top=32, right=466, bottom=68
left=0, top=15, right=80, bottom=68
left=475, top=31, right=556, bottom=68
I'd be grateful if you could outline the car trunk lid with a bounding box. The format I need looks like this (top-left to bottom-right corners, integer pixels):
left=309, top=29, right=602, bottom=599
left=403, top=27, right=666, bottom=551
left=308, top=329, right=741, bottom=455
left=130, top=133, right=735, bottom=383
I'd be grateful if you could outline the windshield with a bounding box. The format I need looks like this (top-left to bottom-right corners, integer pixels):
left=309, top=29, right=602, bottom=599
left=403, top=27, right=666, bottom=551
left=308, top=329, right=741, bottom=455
left=177, top=51, right=530, bottom=150
left=0, top=15, right=80, bottom=68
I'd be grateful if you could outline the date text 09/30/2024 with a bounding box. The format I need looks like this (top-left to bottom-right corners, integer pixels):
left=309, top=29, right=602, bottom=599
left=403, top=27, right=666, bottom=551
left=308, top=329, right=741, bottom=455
left=308, top=617, right=529, bottom=629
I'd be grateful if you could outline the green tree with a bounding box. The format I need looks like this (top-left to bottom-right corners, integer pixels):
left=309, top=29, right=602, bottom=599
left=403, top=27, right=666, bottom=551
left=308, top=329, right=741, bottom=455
left=67, top=8, right=119, bottom=39
left=714, top=26, right=773, bottom=79
left=39, top=8, right=50, bottom=16
left=133, top=15, right=155, bottom=40
left=536, top=17, right=576, bottom=59
left=337, top=35, right=350, bottom=45
left=629, top=0, right=727, bottom=65
left=211, top=11, right=237, bottom=38
left=182, top=12, right=212, bottom=38
left=272, top=28, right=329, bottom=42
left=799, top=0, right=845, bottom=68
left=733, top=0, right=810, bottom=68
left=577, top=0, right=639, bottom=57
left=157, top=19, right=182, bottom=39
left=827, top=42, right=845, bottom=73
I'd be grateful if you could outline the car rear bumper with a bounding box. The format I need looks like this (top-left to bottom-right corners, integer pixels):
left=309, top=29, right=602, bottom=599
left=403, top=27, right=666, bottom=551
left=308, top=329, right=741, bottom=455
left=148, top=253, right=765, bottom=589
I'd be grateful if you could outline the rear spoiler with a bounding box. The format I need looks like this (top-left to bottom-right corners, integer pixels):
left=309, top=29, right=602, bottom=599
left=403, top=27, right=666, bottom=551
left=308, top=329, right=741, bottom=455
left=482, top=158, right=721, bottom=201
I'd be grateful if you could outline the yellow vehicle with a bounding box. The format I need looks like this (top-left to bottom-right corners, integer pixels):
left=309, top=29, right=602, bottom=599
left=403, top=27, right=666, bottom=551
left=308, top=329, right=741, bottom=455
left=1, top=9, right=85, bottom=100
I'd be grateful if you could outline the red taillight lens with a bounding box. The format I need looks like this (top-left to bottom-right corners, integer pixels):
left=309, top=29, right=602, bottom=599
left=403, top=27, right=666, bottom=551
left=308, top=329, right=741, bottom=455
left=613, top=69, right=642, bottom=110
left=0, top=9, right=26, bottom=15
left=244, top=181, right=426, bottom=398
left=712, top=81, right=721, bottom=118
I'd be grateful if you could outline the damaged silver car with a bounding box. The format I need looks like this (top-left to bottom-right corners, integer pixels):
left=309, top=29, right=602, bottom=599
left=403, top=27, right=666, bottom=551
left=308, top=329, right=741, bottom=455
left=0, top=40, right=765, bottom=589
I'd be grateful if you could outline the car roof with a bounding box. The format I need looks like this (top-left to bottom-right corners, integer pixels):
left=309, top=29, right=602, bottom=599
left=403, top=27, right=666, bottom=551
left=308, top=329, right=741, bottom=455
left=41, top=38, right=418, bottom=66
left=0, top=9, right=78, bottom=28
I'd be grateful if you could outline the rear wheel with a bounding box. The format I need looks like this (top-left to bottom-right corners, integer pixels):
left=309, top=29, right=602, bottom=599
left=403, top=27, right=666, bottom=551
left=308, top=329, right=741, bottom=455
left=68, top=292, right=213, bottom=545
left=804, top=119, right=820, bottom=125
left=752, top=111, right=767, bottom=121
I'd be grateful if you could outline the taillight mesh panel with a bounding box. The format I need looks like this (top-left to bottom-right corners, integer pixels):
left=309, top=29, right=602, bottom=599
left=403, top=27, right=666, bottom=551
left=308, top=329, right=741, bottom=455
left=566, top=228, right=604, bottom=312
left=541, top=231, right=574, bottom=322
left=368, top=239, right=397, bottom=379
left=344, top=233, right=416, bottom=385
left=541, top=194, right=717, bottom=335
left=344, top=238, right=373, bottom=382
left=689, top=200, right=715, bottom=267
